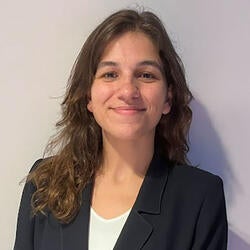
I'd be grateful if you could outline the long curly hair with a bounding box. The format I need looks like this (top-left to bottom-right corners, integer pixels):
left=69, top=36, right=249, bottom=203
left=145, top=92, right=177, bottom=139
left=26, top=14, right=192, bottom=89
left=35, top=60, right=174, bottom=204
left=28, top=9, right=193, bottom=223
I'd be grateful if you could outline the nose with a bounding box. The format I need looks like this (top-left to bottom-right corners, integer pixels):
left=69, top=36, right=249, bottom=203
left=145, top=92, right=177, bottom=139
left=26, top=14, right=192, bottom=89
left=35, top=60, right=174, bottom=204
left=117, top=76, right=140, bottom=101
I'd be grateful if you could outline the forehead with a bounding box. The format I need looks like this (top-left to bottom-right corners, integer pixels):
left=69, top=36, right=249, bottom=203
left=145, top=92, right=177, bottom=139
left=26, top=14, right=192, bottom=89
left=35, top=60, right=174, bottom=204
left=99, top=31, right=161, bottom=64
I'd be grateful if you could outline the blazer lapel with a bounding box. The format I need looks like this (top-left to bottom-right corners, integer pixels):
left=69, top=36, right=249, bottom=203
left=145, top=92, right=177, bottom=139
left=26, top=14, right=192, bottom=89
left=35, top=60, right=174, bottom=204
left=114, top=155, right=169, bottom=249
left=59, top=155, right=169, bottom=250
left=61, top=181, right=92, bottom=250
left=114, top=209, right=153, bottom=250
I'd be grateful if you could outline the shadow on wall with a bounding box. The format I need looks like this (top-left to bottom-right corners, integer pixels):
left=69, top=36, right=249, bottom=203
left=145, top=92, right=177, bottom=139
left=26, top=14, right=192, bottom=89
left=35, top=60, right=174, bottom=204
left=188, top=99, right=235, bottom=203
left=228, top=230, right=250, bottom=250
left=188, top=99, right=250, bottom=250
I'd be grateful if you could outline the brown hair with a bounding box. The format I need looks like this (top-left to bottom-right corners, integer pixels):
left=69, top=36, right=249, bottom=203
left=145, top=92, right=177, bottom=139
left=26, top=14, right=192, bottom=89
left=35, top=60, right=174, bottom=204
left=28, top=9, right=192, bottom=223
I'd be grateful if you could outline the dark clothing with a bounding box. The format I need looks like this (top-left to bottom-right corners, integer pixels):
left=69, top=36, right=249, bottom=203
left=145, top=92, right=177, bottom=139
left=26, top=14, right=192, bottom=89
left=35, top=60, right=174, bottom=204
left=14, top=156, right=228, bottom=250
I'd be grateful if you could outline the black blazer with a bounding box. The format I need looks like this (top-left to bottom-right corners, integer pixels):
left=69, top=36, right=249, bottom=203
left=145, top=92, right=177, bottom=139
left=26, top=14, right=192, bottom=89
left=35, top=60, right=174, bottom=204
left=14, top=156, right=227, bottom=250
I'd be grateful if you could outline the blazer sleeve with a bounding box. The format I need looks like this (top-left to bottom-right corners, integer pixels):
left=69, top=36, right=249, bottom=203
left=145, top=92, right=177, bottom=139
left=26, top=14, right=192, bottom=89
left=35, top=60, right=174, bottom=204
left=192, top=176, right=228, bottom=250
left=14, top=159, right=42, bottom=250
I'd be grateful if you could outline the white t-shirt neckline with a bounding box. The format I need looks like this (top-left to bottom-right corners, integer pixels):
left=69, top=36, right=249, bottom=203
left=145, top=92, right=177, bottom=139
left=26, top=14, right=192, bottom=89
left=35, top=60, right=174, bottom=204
left=88, top=207, right=131, bottom=250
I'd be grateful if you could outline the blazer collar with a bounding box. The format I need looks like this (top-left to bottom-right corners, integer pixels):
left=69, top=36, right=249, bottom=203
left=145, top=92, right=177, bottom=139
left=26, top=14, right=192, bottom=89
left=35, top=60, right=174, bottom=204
left=114, top=154, right=170, bottom=249
left=133, top=154, right=169, bottom=214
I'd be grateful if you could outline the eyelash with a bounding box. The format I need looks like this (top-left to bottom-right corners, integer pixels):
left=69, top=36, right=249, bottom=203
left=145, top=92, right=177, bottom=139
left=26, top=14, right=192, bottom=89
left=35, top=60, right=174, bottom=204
left=103, top=72, right=118, bottom=78
left=137, top=72, right=157, bottom=80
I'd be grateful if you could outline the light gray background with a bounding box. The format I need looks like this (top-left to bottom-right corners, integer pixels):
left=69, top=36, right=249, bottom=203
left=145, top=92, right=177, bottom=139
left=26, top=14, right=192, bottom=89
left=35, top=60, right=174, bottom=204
left=1, top=0, right=249, bottom=249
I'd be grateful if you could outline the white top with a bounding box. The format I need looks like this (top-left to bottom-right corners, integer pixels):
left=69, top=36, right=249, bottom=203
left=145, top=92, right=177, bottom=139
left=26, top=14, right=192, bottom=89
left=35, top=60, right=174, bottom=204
left=88, top=207, right=131, bottom=250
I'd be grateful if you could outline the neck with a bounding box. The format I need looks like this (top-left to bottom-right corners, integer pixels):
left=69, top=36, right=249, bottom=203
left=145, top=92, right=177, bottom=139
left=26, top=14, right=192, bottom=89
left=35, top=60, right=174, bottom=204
left=100, top=132, right=155, bottom=179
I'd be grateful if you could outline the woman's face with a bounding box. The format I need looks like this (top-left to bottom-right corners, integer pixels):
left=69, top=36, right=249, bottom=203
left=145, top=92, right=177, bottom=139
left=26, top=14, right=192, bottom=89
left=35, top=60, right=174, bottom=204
left=87, top=31, right=171, bottom=141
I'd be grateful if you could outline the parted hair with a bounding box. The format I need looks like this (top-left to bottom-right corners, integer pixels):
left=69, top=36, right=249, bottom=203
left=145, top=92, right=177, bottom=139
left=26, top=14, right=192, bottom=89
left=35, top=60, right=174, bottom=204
left=28, top=9, right=193, bottom=223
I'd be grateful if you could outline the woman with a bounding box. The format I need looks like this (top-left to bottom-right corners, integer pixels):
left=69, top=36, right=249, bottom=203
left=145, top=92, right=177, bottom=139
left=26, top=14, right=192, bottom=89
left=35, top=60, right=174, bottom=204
left=14, top=9, right=227, bottom=250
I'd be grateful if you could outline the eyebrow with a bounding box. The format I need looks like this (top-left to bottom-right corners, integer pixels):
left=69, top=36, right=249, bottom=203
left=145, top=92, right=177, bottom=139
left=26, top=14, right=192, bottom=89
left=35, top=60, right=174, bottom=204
left=97, top=60, right=164, bottom=74
left=97, top=61, right=118, bottom=69
left=137, top=60, right=164, bottom=74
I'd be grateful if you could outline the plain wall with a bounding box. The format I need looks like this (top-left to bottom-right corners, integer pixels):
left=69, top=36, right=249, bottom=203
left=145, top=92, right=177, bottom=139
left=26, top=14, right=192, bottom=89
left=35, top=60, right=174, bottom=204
left=1, top=0, right=249, bottom=249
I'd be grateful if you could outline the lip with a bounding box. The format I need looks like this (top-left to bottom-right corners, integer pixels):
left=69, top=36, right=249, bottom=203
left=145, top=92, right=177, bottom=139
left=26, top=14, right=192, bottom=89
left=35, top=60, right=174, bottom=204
left=111, top=106, right=146, bottom=115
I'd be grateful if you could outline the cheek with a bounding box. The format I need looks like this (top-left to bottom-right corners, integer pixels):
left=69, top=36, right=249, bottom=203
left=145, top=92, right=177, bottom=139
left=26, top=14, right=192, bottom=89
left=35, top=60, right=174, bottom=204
left=88, top=83, right=114, bottom=111
left=144, top=85, right=171, bottom=116
left=145, top=85, right=167, bottom=105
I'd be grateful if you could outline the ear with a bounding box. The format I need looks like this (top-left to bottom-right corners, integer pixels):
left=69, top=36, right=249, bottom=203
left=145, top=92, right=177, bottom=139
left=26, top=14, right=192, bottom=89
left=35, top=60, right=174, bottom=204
left=87, top=100, right=93, bottom=112
left=162, top=88, right=172, bottom=115
left=86, top=90, right=93, bottom=112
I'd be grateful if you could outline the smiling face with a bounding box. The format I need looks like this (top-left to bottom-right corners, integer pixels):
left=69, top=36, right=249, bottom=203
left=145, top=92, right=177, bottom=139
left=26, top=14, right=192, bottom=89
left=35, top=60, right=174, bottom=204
left=87, top=31, right=171, bottom=141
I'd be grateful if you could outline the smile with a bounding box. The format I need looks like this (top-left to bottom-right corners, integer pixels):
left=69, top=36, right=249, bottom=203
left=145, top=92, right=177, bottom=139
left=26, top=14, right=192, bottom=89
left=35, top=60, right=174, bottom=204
left=111, top=106, right=146, bottom=115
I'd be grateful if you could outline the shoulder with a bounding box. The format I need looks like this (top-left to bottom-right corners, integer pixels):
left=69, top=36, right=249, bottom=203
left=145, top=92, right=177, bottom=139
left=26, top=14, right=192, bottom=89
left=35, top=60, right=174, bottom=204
left=22, top=158, right=48, bottom=196
left=169, top=165, right=222, bottom=185
left=169, top=163, right=223, bottom=185
left=29, top=157, right=55, bottom=173
left=29, top=158, right=44, bottom=172
left=164, top=161, right=225, bottom=201
left=20, top=159, right=44, bottom=197
left=15, top=159, right=44, bottom=224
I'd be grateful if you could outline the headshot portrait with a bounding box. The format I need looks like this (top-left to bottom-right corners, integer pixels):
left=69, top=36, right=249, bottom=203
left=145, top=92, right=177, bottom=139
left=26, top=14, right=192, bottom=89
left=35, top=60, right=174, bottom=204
left=1, top=1, right=249, bottom=250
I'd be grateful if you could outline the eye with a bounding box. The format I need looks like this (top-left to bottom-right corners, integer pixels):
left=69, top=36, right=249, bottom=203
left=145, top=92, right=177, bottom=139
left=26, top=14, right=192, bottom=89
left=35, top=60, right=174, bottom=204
left=137, top=72, right=157, bottom=82
left=102, top=71, right=119, bottom=81
left=141, top=73, right=155, bottom=79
